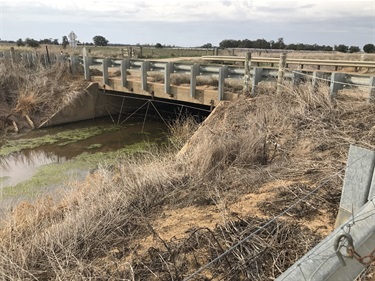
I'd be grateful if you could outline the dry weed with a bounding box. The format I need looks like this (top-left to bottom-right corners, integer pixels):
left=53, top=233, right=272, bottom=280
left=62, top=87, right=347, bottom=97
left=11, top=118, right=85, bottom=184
left=1, top=81, right=375, bottom=280
left=0, top=57, right=88, bottom=133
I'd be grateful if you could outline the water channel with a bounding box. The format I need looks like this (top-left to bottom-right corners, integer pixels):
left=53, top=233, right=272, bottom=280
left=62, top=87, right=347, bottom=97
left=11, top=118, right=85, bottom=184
left=0, top=116, right=170, bottom=202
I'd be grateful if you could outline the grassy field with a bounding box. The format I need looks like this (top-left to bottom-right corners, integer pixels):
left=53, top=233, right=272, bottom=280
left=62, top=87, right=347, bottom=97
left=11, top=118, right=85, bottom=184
left=0, top=44, right=214, bottom=58
left=2, top=43, right=375, bottom=61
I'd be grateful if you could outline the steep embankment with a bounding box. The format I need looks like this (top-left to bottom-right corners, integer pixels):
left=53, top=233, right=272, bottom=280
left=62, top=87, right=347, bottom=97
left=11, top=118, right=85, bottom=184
left=0, top=82, right=374, bottom=280
left=0, top=60, right=88, bottom=134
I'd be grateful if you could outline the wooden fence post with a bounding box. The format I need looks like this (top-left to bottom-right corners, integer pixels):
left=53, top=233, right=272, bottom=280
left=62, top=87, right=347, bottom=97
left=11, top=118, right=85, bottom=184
left=70, top=55, right=78, bottom=74
left=277, top=52, right=287, bottom=94
left=243, top=52, right=251, bottom=95
left=10, top=47, right=15, bottom=66
left=27, top=52, right=34, bottom=67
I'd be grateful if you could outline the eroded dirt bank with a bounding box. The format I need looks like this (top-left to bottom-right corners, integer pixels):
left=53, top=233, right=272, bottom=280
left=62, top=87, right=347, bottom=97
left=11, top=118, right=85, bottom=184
left=0, top=80, right=374, bottom=280
left=0, top=60, right=88, bottom=135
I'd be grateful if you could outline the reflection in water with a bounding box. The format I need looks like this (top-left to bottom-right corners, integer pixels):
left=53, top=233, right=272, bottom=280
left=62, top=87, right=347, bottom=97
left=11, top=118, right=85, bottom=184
left=0, top=150, right=67, bottom=186
left=0, top=117, right=169, bottom=189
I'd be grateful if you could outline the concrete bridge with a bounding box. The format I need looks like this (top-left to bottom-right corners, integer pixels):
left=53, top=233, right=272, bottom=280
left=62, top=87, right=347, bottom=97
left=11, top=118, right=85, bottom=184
left=2, top=50, right=375, bottom=112
left=80, top=54, right=375, bottom=106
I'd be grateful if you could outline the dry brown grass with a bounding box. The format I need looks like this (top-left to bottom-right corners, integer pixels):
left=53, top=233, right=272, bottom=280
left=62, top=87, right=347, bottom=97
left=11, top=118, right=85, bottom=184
left=1, top=81, right=375, bottom=280
left=0, top=57, right=88, bottom=133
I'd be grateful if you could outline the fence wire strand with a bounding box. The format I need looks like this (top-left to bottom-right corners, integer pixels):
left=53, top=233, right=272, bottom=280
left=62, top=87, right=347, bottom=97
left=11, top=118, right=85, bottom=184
left=183, top=149, right=375, bottom=281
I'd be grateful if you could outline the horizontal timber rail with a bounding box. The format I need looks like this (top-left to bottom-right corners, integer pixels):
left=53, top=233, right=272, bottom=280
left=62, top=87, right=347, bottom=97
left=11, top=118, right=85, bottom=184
left=202, top=55, right=375, bottom=71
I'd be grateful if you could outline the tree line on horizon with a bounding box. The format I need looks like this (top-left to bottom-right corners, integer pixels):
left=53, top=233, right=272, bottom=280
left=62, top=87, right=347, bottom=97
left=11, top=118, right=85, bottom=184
left=12, top=35, right=108, bottom=49
left=215, top=38, right=375, bottom=53
left=3, top=35, right=375, bottom=54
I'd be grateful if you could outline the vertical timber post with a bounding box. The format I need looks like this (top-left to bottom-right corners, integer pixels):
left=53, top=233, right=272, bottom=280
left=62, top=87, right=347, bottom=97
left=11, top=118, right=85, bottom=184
left=164, top=62, right=174, bottom=96
left=218, top=65, right=228, bottom=101
left=43, top=54, right=49, bottom=67
left=70, top=55, right=78, bottom=74
left=141, top=61, right=150, bottom=91
left=121, top=58, right=130, bottom=87
left=83, top=56, right=91, bottom=80
left=243, top=52, right=251, bottom=95
left=251, top=67, right=263, bottom=97
left=368, top=77, right=375, bottom=103
left=277, top=52, right=287, bottom=94
left=27, top=52, right=33, bottom=67
left=329, top=72, right=345, bottom=99
left=190, top=63, right=200, bottom=98
left=10, top=47, right=15, bottom=66
left=102, top=58, right=110, bottom=85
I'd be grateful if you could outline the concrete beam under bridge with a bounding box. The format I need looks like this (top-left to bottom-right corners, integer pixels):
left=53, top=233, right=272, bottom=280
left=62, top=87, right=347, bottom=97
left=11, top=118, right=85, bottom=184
left=90, top=77, right=240, bottom=107
left=39, top=83, right=143, bottom=127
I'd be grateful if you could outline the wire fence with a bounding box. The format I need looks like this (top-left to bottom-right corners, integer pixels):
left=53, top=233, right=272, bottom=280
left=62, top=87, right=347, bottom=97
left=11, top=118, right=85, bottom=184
left=288, top=69, right=375, bottom=89
left=183, top=148, right=375, bottom=281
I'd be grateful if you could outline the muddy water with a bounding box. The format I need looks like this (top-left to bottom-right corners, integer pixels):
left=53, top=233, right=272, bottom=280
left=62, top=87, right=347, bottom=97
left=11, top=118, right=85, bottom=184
left=0, top=116, right=168, bottom=197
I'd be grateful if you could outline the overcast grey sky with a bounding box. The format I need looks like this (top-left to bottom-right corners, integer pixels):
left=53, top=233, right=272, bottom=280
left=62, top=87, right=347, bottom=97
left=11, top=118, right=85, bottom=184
left=0, top=0, right=374, bottom=48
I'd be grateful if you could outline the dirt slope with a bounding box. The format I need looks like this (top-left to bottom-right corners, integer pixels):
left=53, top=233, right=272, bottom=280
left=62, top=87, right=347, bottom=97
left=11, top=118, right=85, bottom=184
left=0, top=82, right=374, bottom=280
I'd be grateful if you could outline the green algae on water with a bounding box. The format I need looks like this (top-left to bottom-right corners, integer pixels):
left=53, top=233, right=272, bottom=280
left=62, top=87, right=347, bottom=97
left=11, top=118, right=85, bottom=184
left=0, top=125, right=120, bottom=157
left=1, top=141, right=154, bottom=199
left=0, top=176, right=9, bottom=185
left=87, top=144, right=103, bottom=149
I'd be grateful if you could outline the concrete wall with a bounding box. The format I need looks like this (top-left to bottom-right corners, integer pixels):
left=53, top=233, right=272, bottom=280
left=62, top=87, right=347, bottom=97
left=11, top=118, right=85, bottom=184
left=39, top=83, right=123, bottom=127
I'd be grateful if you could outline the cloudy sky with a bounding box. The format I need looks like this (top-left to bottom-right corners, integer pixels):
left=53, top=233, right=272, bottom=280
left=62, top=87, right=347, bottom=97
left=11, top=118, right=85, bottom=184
left=0, top=0, right=374, bottom=48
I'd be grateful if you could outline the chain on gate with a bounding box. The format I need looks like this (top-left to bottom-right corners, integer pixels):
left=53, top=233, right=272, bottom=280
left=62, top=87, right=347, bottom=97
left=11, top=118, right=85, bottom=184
left=334, top=233, right=375, bottom=266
